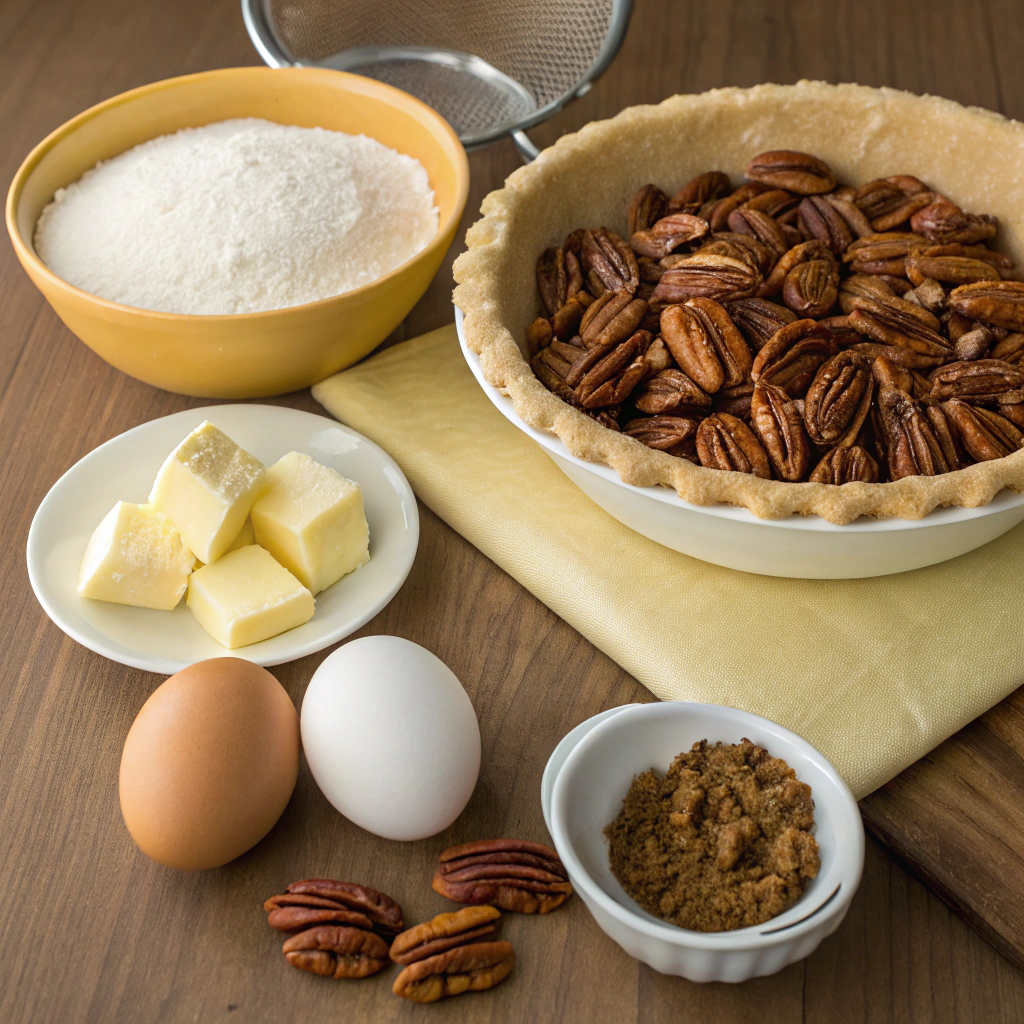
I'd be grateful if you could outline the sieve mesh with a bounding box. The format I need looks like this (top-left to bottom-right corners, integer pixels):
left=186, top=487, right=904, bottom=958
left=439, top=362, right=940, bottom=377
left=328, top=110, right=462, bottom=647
left=248, top=0, right=628, bottom=146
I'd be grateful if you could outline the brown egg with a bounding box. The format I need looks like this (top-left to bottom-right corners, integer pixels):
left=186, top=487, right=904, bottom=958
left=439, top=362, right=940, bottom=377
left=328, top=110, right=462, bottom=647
left=119, top=658, right=299, bottom=870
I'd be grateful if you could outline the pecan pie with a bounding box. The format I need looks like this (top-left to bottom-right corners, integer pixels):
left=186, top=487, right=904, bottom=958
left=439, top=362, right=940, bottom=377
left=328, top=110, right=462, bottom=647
left=454, top=83, right=1024, bottom=523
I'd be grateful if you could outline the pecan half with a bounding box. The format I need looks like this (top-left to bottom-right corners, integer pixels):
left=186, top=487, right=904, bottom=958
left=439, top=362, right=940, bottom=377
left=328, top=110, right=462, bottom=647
left=660, top=299, right=751, bottom=392
left=726, top=207, right=788, bottom=258
left=854, top=176, right=930, bottom=229
left=531, top=349, right=576, bottom=404
left=695, top=413, right=771, bottom=477
left=843, top=232, right=927, bottom=275
left=823, top=193, right=874, bottom=238
left=809, top=445, right=879, bottom=484
left=282, top=925, right=390, bottom=979
left=433, top=840, right=572, bottom=914
left=630, top=213, right=710, bottom=258
left=841, top=281, right=950, bottom=358
left=668, top=171, right=732, bottom=214
left=390, top=907, right=501, bottom=966
left=745, top=151, right=837, bottom=194
left=579, top=290, right=647, bottom=348
left=992, top=332, right=1024, bottom=364
left=707, top=182, right=770, bottom=230
left=574, top=330, right=651, bottom=408
left=910, top=195, right=997, bottom=244
left=876, top=385, right=950, bottom=478
left=948, top=281, right=1024, bottom=332
left=628, top=184, right=668, bottom=235
left=703, top=232, right=776, bottom=275
left=905, top=248, right=1000, bottom=287
left=783, top=258, right=839, bottom=318
left=871, top=353, right=916, bottom=394
left=797, top=196, right=853, bottom=256
left=725, top=297, right=798, bottom=350
left=550, top=295, right=585, bottom=339
left=526, top=317, right=552, bottom=355
left=750, top=381, right=811, bottom=480
left=928, top=359, right=1024, bottom=404
left=267, top=880, right=404, bottom=936
left=635, top=368, right=711, bottom=414
left=624, top=415, right=701, bottom=460
left=759, top=239, right=833, bottom=297
left=582, top=228, right=640, bottom=295
left=942, top=400, right=1024, bottom=461
left=925, top=404, right=966, bottom=470
left=393, top=941, right=515, bottom=1003
left=751, top=319, right=838, bottom=397
left=650, top=252, right=762, bottom=304
left=536, top=247, right=567, bottom=317
left=741, top=188, right=799, bottom=217
left=803, top=351, right=874, bottom=448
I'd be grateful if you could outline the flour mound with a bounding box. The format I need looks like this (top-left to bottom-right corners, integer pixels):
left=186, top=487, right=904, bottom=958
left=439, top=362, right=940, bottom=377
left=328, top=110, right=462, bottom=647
left=34, top=118, right=440, bottom=315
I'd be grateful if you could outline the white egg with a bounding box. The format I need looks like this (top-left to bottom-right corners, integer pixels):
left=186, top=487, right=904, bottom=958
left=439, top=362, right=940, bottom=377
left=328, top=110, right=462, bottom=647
left=300, top=636, right=481, bottom=841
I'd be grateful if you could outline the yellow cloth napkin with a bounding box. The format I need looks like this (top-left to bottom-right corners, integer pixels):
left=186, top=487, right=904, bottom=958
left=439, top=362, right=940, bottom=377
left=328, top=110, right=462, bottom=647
left=314, top=325, right=1024, bottom=799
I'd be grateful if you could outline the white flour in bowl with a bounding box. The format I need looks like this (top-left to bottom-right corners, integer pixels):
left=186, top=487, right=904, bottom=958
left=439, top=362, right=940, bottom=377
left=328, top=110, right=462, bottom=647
left=34, top=118, right=440, bottom=315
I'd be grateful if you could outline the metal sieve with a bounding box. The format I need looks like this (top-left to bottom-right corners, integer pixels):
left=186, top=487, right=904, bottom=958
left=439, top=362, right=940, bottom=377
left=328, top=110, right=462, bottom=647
left=241, top=0, right=633, bottom=160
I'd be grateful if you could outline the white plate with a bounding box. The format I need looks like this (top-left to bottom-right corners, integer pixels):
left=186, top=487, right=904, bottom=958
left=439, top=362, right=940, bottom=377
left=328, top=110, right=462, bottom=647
left=27, top=405, right=419, bottom=674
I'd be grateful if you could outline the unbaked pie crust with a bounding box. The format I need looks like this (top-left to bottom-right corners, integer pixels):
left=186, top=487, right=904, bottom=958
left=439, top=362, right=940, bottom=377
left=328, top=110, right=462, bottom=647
left=453, top=81, right=1024, bottom=524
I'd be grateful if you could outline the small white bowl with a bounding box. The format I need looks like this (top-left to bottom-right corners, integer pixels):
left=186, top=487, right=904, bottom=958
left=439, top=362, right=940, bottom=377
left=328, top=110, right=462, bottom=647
left=456, top=309, right=1024, bottom=579
left=547, top=702, right=864, bottom=983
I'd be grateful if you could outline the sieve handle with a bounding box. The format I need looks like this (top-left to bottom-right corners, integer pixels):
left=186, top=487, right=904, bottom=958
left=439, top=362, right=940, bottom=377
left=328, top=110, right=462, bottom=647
left=512, top=131, right=540, bottom=164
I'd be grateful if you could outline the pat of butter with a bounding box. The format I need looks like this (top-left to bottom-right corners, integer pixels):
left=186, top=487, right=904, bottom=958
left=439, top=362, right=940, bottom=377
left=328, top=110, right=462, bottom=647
left=187, top=544, right=314, bottom=648
left=150, top=422, right=265, bottom=565
left=79, top=502, right=193, bottom=610
left=251, top=452, right=370, bottom=596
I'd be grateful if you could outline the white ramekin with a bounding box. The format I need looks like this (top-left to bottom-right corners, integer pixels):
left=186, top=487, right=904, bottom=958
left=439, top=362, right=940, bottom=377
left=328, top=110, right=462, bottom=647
left=546, top=702, right=864, bottom=983
left=456, top=308, right=1024, bottom=579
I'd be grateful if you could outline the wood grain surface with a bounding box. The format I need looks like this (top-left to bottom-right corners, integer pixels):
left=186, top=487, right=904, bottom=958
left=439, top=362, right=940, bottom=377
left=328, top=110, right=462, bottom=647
left=3, top=0, right=1024, bottom=1021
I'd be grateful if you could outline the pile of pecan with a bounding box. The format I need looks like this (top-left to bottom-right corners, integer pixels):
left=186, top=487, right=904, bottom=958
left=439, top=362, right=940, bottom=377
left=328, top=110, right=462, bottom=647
left=528, top=150, right=1024, bottom=483
left=263, top=840, right=570, bottom=1003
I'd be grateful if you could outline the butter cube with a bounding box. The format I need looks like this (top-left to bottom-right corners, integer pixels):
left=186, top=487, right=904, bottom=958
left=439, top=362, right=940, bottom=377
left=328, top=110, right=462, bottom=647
left=79, top=502, right=193, bottom=610
left=150, top=422, right=265, bottom=564
left=187, top=545, right=314, bottom=648
left=251, top=452, right=369, bottom=596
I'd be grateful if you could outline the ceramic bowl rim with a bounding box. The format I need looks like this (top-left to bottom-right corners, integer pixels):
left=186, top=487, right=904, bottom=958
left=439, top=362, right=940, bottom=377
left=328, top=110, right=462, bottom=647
left=548, top=700, right=864, bottom=951
left=6, top=66, right=470, bottom=323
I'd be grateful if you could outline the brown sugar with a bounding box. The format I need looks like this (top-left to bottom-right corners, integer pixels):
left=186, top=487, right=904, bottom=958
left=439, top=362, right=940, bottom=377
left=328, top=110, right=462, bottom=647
left=604, top=739, right=820, bottom=932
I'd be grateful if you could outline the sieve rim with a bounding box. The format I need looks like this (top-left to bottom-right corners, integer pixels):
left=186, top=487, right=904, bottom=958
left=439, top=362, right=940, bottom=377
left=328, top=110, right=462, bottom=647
left=240, top=0, right=634, bottom=148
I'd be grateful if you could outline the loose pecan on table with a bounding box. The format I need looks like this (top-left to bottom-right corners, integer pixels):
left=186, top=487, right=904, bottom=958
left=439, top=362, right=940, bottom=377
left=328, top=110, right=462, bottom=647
left=390, top=906, right=502, bottom=965
left=392, top=941, right=515, bottom=1003
left=433, top=839, right=573, bottom=915
left=264, top=878, right=404, bottom=981
left=525, top=149, right=1024, bottom=484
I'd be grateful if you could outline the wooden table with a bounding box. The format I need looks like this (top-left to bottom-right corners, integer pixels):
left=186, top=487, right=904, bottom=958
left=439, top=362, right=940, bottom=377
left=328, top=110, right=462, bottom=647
left=3, top=1, right=1024, bottom=1020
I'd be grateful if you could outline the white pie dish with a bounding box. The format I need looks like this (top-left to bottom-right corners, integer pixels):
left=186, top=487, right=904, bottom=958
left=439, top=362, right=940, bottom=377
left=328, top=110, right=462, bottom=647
left=546, top=701, right=864, bottom=983
left=27, top=404, right=419, bottom=673
left=456, top=307, right=1024, bottom=578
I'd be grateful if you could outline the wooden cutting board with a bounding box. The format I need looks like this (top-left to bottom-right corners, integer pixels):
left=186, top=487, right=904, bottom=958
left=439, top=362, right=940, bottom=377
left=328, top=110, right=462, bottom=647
left=860, top=681, right=1024, bottom=970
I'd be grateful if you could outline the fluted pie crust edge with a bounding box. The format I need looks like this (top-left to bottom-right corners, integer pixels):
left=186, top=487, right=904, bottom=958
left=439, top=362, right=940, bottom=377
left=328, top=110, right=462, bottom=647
left=452, top=81, right=1024, bottom=524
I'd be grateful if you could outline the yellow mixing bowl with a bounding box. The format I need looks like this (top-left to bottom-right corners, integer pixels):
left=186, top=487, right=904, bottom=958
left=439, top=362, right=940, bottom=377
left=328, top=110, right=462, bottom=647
left=6, top=67, right=469, bottom=398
